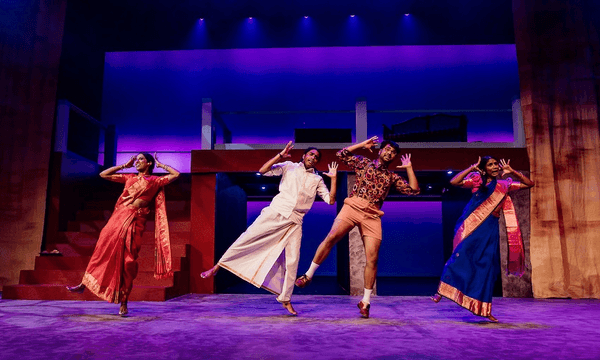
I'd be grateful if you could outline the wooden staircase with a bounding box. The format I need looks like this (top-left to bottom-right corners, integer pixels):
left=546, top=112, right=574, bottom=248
left=3, top=176, right=191, bottom=302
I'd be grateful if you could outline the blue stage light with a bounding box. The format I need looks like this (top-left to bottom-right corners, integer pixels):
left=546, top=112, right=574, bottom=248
left=350, top=14, right=356, bottom=18
left=404, top=13, right=410, bottom=16
left=447, top=170, right=453, bottom=175
left=261, top=186, right=266, bottom=190
left=304, top=16, right=309, bottom=19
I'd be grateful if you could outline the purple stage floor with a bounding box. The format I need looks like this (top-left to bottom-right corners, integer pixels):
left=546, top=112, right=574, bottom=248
left=0, top=294, right=598, bottom=359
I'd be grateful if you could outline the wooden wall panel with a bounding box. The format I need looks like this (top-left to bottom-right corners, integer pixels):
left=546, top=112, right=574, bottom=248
left=0, top=0, right=67, bottom=289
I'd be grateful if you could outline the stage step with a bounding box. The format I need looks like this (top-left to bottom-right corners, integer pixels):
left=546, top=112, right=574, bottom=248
left=75, top=201, right=189, bottom=220
left=54, top=242, right=189, bottom=257
left=34, top=256, right=189, bottom=272
left=7, top=175, right=192, bottom=302
left=19, top=269, right=189, bottom=287
left=67, top=220, right=191, bottom=232
left=1, top=284, right=183, bottom=302
left=54, top=231, right=190, bottom=246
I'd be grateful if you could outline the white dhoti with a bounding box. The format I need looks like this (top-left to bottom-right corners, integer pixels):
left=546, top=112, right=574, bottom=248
left=218, top=206, right=303, bottom=302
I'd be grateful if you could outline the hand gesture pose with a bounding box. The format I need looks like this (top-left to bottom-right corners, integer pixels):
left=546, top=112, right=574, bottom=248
left=323, top=162, right=338, bottom=178
left=362, top=136, right=379, bottom=152
left=154, top=152, right=164, bottom=169
left=280, top=141, right=294, bottom=159
left=124, top=155, right=136, bottom=169
left=396, top=154, right=413, bottom=170
left=470, top=156, right=482, bottom=174
left=500, top=159, right=514, bottom=176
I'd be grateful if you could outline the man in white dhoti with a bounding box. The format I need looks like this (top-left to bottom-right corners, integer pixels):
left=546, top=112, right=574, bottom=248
left=200, top=141, right=338, bottom=315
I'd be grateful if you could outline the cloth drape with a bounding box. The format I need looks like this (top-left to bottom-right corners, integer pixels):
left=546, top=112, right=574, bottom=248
left=514, top=0, right=600, bottom=298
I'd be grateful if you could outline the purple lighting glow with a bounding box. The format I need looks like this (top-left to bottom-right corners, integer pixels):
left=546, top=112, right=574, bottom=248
left=350, top=14, right=355, bottom=17
left=404, top=13, right=410, bottom=16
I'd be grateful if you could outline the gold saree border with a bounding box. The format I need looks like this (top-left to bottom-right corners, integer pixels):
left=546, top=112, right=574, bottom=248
left=82, top=272, right=121, bottom=304
left=438, top=281, right=492, bottom=317
left=452, top=181, right=509, bottom=249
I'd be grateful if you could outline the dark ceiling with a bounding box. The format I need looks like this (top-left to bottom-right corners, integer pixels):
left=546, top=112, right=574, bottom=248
left=57, top=0, right=516, bottom=118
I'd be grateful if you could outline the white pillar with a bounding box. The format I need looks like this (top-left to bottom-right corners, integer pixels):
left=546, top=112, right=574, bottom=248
left=201, top=98, right=213, bottom=150
left=355, top=97, right=367, bottom=142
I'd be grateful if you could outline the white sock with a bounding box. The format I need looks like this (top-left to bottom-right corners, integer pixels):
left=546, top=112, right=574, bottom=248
left=362, top=288, right=373, bottom=304
left=305, top=262, right=320, bottom=279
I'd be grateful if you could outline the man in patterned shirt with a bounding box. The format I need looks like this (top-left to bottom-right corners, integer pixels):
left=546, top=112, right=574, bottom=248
left=295, top=136, right=419, bottom=318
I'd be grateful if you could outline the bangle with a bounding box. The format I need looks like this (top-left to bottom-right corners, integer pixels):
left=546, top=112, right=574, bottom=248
left=119, top=164, right=125, bottom=170
left=278, top=153, right=284, bottom=157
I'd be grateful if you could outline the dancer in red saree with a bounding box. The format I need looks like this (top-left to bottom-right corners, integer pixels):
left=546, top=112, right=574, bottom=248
left=67, top=153, right=180, bottom=316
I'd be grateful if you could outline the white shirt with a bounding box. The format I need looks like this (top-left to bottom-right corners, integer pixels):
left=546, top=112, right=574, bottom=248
left=264, top=161, right=331, bottom=219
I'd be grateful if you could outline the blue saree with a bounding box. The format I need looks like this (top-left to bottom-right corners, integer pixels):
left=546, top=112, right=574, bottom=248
left=437, top=173, right=524, bottom=317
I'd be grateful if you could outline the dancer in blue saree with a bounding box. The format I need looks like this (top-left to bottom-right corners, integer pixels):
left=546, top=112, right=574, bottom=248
left=432, top=156, right=534, bottom=322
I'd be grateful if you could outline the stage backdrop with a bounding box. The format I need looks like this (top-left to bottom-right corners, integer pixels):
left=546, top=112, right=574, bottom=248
left=101, top=44, right=520, bottom=172
left=514, top=0, right=600, bottom=298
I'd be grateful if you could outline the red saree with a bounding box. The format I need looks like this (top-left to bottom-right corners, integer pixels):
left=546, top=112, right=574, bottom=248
left=82, top=174, right=173, bottom=303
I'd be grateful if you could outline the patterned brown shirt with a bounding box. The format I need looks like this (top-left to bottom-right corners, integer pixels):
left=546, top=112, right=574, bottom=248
left=336, top=148, right=420, bottom=208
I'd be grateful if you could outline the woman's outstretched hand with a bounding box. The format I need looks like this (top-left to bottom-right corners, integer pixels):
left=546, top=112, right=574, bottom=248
left=470, top=156, right=481, bottom=173
left=500, top=158, right=514, bottom=176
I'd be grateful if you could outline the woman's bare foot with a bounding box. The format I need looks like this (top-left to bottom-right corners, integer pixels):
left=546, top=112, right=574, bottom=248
left=487, top=314, right=499, bottom=323
left=430, top=293, right=442, bottom=303
left=281, top=301, right=297, bottom=316
left=119, top=302, right=128, bottom=317
left=66, top=284, right=86, bottom=294
left=200, top=265, right=220, bottom=279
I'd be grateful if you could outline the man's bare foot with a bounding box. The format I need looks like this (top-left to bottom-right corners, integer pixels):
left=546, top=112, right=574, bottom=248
left=66, top=284, right=85, bottom=293
left=281, top=301, right=297, bottom=316
left=200, top=265, right=219, bottom=279
left=119, top=302, right=128, bottom=317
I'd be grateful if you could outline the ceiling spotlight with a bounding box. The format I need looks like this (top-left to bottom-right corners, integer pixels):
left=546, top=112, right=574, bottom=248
left=350, top=14, right=356, bottom=17
left=249, top=17, right=253, bottom=20
left=404, top=13, right=410, bottom=16
left=261, top=186, right=266, bottom=190
left=304, top=16, right=309, bottom=19
left=447, top=170, right=453, bottom=175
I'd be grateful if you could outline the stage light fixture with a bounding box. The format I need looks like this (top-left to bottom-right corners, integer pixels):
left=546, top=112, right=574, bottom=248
left=350, top=14, right=356, bottom=17
left=261, top=186, right=266, bottom=190
left=304, top=16, right=309, bottom=19
left=404, top=14, right=410, bottom=16
left=447, top=170, right=453, bottom=175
